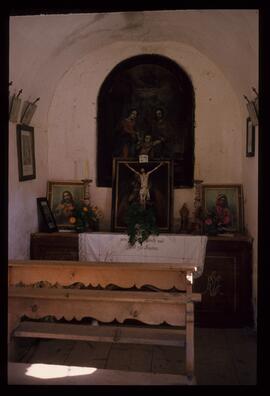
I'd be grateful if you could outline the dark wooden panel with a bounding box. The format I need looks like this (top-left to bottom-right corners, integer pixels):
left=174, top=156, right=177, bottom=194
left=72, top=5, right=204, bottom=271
left=30, top=233, right=78, bottom=261
left=193, top=236, right=253, bottom=328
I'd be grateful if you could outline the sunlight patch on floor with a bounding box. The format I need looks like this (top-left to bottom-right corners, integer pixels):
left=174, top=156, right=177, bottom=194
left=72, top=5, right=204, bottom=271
left=25, top=363, right=97, bottom=379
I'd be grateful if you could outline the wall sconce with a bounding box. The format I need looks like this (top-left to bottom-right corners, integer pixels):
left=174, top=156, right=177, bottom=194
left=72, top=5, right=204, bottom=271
left=9, top=84, right=23, bottom=123
left=20, top=97, right=40, bottom=125
left=244, top=87, right=258, bottom=127
left=252, top=87, right=258, bottom=116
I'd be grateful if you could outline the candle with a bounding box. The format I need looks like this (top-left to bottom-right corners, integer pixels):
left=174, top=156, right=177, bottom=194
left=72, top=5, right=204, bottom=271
left=74, top=160, right=78, bottom=179
left=84, top=160, right=89, bottom=179
left=195, top=160, right=201, bottom=180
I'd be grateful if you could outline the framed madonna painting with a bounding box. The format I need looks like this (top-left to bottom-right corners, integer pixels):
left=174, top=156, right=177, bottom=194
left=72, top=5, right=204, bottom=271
left=202, top=184, right=244, bottom=235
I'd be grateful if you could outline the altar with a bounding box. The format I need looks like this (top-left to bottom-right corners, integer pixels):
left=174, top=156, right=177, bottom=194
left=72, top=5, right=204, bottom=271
left=79, top=232, right=208, bottom=278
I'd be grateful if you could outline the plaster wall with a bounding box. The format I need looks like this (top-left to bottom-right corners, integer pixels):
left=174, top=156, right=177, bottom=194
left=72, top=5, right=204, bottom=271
left=8, top=11, right=258, bottom=325
left=48, top=40, right=243, bottom=231
left=8, top=122, right=48, bottom=259
left=243, top=124, right=258, bottom=325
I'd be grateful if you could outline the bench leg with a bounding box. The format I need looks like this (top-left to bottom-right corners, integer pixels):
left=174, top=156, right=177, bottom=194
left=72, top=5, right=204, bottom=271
left=185, top=302, right=194, bottom=379
left=8, top=313, right=20, bottom=361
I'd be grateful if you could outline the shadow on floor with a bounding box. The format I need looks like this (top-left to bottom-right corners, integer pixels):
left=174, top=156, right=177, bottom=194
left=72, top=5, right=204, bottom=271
left=12, top=327, right=257, bottom=385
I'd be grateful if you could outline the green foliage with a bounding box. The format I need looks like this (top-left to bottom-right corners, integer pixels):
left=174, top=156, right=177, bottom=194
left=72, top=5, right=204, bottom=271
left=70, top=200, right=101, bottom=232
left=125, top=202, right=159, bottom=246
left=203, top=209, right=219, bottom=235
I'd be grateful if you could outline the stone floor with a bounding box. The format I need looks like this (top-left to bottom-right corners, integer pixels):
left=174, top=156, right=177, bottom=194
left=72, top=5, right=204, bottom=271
left=10, top=326, right=257, bottom=385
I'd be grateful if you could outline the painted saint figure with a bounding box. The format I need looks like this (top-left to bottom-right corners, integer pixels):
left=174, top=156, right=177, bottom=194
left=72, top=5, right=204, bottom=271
left=53, top=190, right=75, bottom=224
left=137, top=134, right=165, bottom=158
left=114, top=109, right=140, bottom=158
left=204, top=192, right=233, bottom=234
left=214, top=193, right=232, bottom=229
left=125, top=162, right=164, bottom=208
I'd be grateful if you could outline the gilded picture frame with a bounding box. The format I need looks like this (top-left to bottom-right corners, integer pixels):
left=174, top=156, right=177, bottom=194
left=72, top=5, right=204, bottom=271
left=47, top=180, right=84, bottom=230
left=202, top=184, right=244, bottom=234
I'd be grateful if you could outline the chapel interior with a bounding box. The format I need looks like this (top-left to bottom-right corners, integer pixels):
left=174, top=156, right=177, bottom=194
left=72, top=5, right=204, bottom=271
left=7, top=8, right=258, bottom=386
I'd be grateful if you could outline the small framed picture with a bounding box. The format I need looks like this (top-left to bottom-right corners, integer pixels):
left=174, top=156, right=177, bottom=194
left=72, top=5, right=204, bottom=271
left=16, top=124, right=36, bottom=181
left=246, top=117, right=255, bottom=157
left=47, top=180, right=84, bottom=230
left=111, top=158, right=173, bottom=232
left=202, top=184, right=244, bottom=234
left=37, top=197, right=58, bottom=232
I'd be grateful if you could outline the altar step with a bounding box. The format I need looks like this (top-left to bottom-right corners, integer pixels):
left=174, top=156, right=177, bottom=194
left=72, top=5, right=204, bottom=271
left=8, top=362, right=195, bottom=385
left=13, top=321, right=186, bottom=347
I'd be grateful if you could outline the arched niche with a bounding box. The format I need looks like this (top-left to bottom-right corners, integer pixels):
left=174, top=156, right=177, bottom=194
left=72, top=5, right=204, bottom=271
left=97, top=54, right=195, bottom=188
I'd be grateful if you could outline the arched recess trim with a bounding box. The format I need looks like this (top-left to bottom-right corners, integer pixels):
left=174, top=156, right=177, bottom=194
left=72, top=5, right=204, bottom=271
left=97, top=54, right=195, bottom=188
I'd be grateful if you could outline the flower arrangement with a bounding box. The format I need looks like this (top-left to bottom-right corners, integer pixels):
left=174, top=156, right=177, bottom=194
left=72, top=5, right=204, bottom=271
left=203, top=209, right=219, bottom=235
left=125, top=202, right=159, bottom=246
left=68, top=200, right=103, bottom=232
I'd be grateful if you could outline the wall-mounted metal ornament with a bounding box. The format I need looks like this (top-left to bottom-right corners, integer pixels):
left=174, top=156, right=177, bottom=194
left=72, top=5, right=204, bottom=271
left=252, top=87, right=258, bottom=116
left=9, top=87, right=23, bottom=123
left=20, top=97, right=40, bottom=125
left=244, top=88, right=258, bottom=127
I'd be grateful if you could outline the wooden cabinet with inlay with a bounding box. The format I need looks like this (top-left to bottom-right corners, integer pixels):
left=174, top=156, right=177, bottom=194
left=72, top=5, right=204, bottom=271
left=193, top=235, right=253, bottom=328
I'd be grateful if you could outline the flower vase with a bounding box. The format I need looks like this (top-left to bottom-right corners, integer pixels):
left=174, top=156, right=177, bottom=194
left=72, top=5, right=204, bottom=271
left=86, top=219, right=99, bottom=232
left=75, top=225, right=85, bottom=233
left=205, top=225, right=218, bottom=236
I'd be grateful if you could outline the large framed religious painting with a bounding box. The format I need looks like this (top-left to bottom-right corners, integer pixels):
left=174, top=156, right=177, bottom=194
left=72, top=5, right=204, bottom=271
left=202, top=184, right=244, bottom=235
left=112, top=159, right=173, bottom=232
left=16, top=124, right=36, bottom=181
left=47, top=181, right=84, bottom=230
left=97, top=54, right=195, bottom=188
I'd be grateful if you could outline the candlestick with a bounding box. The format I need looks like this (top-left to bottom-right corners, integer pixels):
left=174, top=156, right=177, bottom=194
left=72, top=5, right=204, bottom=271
left=192, top=179, right=204, bottom=235
left=84, top=160, right=89, bottom=179
left=194, top=179, right=203, bottom=210
left=74, top=160, right=78, bottom=179
left=195, top=160, right=201, bottom=180
left=81, top=178, right=93, bottom=205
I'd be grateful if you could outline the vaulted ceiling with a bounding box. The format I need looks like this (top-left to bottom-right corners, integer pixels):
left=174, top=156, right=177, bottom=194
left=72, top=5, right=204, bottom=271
left=10, top=10, right=258, bottom=128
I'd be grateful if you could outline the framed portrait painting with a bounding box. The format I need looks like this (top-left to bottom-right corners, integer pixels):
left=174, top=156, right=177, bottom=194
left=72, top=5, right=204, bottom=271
left=16, top=124, right=36, bottom=181
left=202, top=184, right=244, bottom=234
left=47, top=181, right=84, bottom=230
left=112, top=159, right=173, bottom=232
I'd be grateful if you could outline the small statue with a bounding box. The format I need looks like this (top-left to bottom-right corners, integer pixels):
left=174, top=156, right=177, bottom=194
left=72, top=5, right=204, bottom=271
left=179, top=203, right=189, bottom=233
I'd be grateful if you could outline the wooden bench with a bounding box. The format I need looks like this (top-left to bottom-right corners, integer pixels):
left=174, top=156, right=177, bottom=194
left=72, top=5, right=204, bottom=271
left=8, top=259, right=201, bottom=385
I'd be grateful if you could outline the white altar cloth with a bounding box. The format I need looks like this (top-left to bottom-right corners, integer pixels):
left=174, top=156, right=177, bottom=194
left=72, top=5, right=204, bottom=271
left=79, top=233, right=207, bottom=278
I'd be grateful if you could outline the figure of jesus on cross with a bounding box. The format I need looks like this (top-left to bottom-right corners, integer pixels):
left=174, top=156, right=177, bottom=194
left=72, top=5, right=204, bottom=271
left=125, top=162, right=164, bottom=209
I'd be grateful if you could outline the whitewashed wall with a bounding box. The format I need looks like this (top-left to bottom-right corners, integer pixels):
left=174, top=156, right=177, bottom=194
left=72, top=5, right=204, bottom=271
left=8, top=11, right=258, bottom=325
left=8, top=122, right=48, bottom=259
left=243, top=124, right=259, bottom=325
left=48, top=40, right=243, bottom=231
